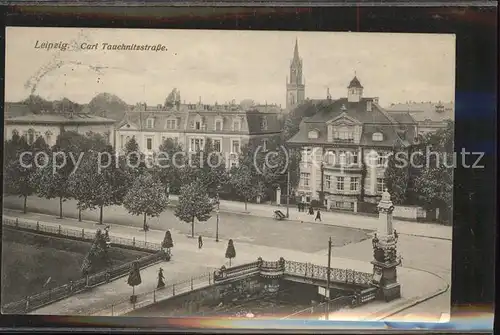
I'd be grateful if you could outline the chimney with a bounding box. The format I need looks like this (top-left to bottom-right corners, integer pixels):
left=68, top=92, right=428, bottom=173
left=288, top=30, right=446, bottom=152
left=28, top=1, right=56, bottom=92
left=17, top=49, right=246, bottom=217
left=367, top=100, right=372, bottom=112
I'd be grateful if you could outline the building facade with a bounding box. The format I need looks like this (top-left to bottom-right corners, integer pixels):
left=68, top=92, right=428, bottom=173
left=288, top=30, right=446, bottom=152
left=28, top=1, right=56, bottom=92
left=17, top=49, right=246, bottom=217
left=386, top=101, right=454, bottom=134
left=287, top=77, right=418, bottom=211
left=116, top=99, right=282, bottom=167
left=286, top=39, right=306, bottom=111
left=4, top=113, right=117, bottom=147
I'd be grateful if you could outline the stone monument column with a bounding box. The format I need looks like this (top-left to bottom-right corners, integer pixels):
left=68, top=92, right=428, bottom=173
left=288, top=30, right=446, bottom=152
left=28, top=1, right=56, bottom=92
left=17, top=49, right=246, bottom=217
left=371, top=191, right=401, bottom=302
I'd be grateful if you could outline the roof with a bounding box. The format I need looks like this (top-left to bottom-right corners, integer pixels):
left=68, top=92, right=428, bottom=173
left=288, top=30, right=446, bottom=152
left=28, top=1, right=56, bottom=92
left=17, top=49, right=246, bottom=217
left=5, top=113, right=117, bottom=125
left=386, top=102, right=454, bottom=122
left=287, top=97, right=417, bottom=148
left=4, top=103, right=32, bottom=119
left=348, top=76, right=363, bottom=89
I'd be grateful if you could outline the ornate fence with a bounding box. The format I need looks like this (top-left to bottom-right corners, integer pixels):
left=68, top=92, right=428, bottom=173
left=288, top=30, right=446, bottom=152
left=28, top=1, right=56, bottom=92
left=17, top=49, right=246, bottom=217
left=1, top=217, right=164, bottom=314
left=3, top=217, right=162, bottom=252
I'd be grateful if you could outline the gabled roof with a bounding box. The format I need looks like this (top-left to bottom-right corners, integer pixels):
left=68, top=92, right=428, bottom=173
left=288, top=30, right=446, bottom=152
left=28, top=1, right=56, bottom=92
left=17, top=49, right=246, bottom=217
left=348, top=76, right=363, bottom=89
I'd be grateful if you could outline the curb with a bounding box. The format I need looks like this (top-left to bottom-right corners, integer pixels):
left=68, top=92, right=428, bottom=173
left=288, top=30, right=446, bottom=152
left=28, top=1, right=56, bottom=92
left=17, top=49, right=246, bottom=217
left=365, top=267, right=450, bottom=322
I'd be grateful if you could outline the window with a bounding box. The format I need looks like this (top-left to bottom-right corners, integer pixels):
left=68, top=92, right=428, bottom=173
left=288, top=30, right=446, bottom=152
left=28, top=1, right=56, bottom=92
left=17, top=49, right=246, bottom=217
left=213, top=139, right=222, bottom=152
left=215, top=120, right=223, bottom=131
left=325, top=151, right=335, bottom=165
left=261, top=117, right=268, bottom=131
left=336, top=177, right=344, bottom=191
left=333, top=126, right=354, bottom=142
left=301, top=173, right=310, bottom=187
left=377, top=152, right=388, bottom=167
left=146, top=138, right=153, bottom=150
left=146, top=118, right=154, bottom=129
left=190, top=138, right=204, bottom=151
left=166, top=119, right=177, bottom=129
left=45, top=131, right=52, bottom=144
left=350, top=177, right=359, bottom=191
left=372, top=132, right=383, bottom=141
left=377, top=178, right=386, bottom=193
left=195, top=121, right=201, bottom=130
left=325, top=175, right=332, bottom=189
left=352, top=152, right=359, bottom=164
left=233, top=119, right=241, bottom=131
left=231, top=140, right=240, bottom=153
left=308, top=130, right=319, bottom=139
left=27, top=129, right=35, bottom=145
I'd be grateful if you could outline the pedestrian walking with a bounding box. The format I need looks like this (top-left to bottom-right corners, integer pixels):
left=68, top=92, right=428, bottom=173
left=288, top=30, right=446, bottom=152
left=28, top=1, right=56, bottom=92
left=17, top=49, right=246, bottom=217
left=198, top=235, right=203, bottom=249
left=297, top=203, right=301, bottom=212
left=308, top=205, right=314, bottom=215
left=393, top=229, right=399, bottom=242
left=315, top=209, right=322, bottom=222
left=157, top=267, right=165, bottom=289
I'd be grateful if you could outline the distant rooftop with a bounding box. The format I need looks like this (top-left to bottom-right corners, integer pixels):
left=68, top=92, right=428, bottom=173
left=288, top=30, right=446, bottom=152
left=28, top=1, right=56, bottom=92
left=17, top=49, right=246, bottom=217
left=386, top=101, right=454, bottom=122
left=5, top=113, right=117, bottom=125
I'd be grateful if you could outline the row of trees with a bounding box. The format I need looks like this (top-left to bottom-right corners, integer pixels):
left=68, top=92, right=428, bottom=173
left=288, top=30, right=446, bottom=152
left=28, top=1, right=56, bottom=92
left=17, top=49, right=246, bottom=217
left=3, top=126, right=298, bottom=236
left=384, top=121, right=454, bottom=222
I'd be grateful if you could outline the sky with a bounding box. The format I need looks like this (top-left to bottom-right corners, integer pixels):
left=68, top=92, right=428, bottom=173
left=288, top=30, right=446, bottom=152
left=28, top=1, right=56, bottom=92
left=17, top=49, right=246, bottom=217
left=5, top=27, right=456, bottom=107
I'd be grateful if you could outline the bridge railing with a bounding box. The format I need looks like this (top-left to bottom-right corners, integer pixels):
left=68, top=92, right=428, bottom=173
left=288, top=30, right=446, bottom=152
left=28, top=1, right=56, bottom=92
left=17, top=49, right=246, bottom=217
left=91, top=272, right=215, bottom=316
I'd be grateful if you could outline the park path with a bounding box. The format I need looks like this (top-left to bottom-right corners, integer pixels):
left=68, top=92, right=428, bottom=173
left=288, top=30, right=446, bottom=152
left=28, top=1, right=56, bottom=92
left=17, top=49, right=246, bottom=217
left=3, top=210, right=449, bottom=319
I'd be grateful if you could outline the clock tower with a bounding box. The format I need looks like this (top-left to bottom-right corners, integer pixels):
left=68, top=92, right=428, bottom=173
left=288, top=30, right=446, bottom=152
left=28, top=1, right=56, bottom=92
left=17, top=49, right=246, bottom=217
left=286, top=38, right=305, bottom=110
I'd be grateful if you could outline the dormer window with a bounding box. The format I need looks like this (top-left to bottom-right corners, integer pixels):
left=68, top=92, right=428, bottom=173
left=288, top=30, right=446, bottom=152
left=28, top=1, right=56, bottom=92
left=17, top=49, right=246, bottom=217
left=308, top=130, right=319, bottom=139
left=166, top=118, right=177, bottom=130
left=146, top=118, right=154, bottom=129
left=372, top=132, right=384, bottom=141
left=261, top=117, right=268, bottom=131
left=215, top=118, right=223, bottom=131
left=232, top=119, right=241, bottom=131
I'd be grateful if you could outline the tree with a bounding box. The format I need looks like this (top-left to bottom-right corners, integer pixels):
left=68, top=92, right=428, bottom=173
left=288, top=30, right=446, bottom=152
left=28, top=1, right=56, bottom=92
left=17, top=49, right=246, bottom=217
left=154, top=138, right=184, bottom=195
left=384, top=150, right=410, bottom=205
left=123, top=136, right=146, bottom=176
left=162, top=230, right=174, bottom=251
left=412, top=121, right=454, bottom=222
left=225, top=239, right=236, bottom=266
left=174, top=181, right=214, bottom=238
left=68, top=150, right=127, bottom=225
left=123, top=173, right=169, bottom=231
left=127, top=261, right=142, bottom=300
left=4, top=136, right=50, bottom=213
left=81, top=229, right=110, bottom=282
left=229, top=163, right=264, bottom=211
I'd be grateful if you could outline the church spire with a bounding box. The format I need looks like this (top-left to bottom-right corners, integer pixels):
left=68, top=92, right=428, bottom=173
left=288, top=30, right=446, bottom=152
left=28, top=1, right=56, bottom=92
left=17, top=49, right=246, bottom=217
left=293, top=38, right=300, bottom=62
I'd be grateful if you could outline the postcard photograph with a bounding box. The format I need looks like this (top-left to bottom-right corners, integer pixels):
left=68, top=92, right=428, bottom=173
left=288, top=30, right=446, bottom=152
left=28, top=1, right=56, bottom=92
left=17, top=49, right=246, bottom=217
left=2, top=27, right=454, bottom=322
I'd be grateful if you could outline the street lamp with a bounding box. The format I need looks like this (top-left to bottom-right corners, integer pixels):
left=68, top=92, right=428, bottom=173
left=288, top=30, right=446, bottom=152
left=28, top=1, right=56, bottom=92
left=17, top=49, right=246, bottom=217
left=286, top=168, right=290, bottom=218
left=216, top=185, right=221, bottom=242
left=326, top=236, right=332, bottom=320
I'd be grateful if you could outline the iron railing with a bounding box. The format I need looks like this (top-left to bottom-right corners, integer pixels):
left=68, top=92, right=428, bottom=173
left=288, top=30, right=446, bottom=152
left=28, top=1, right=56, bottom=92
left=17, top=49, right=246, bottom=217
left=91, top=272, right=215, bottom=316
left=3, top=217, right=162, bottom=252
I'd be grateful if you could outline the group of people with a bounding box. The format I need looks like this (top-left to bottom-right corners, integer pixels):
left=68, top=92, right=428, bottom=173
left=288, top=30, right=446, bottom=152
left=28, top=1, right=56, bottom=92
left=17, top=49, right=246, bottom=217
left=297, top=203, right=322, bottom=222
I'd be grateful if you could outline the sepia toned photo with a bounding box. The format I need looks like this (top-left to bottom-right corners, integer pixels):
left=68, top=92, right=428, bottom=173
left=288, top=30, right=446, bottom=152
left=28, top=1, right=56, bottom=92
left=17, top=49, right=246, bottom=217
left=2, top=27, right=455, bottom=322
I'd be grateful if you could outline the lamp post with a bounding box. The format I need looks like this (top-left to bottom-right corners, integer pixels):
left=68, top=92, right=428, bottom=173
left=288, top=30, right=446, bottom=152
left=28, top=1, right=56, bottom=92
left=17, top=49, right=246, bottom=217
left=326, top=236, right=332, bottom=320
left=216, top=185, right=220, bottom=242
left=286, top=169, right=290, bottom=218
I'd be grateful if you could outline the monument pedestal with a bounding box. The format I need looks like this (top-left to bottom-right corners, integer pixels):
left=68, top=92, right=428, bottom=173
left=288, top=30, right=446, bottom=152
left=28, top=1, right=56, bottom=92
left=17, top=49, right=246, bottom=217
left=371, top=260, right=401, bottom=302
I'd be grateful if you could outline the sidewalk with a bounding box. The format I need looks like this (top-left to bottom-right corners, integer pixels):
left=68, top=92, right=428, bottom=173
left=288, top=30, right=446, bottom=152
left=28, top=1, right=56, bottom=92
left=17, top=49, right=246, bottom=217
left=4, top=210, right=449, bottom=320
left=168, top=195, right=452, bottom=241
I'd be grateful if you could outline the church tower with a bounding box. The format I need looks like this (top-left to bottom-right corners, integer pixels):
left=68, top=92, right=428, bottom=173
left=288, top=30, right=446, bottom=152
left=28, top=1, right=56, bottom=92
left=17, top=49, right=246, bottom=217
left=286, top=38, right=305, bottom=110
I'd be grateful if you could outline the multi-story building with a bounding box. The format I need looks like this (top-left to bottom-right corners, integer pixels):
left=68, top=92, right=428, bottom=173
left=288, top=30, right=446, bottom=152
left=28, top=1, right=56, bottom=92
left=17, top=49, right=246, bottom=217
left=116, top=97, right=282, bottom=167
left=4, top=112, right=117, bottom=147
left=287, top=76, right=418, bottom=211
left=386, top=101, right=454, bottom=134
left=286, top=39, right=306, bottom=111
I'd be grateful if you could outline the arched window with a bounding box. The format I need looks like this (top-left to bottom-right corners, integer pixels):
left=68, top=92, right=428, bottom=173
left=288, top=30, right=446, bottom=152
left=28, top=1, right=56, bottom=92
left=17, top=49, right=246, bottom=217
left=372, top=132, right=383, bottom=141
left=45, top=131, right=52, bottom=145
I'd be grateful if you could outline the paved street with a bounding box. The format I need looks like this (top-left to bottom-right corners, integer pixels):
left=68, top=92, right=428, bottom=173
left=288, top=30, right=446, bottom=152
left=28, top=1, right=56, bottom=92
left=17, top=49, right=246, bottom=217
left=3, top=196, right=371, bottom=253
